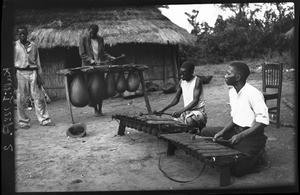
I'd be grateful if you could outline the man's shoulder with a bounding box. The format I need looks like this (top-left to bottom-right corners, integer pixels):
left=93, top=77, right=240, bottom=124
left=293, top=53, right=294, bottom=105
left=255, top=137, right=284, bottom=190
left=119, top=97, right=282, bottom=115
left=195, top=76, right=203, bottom=84
left=80, top=34, right=89, bottom=40
left=29, top=41, right=36, bottom=45
left=14, top=40, right=20, bottom=46
left=96, top=35, right=104, bottom=41
left=245, top=83, right=259, bottom=91
left=244, top=83, right=263, bottom=96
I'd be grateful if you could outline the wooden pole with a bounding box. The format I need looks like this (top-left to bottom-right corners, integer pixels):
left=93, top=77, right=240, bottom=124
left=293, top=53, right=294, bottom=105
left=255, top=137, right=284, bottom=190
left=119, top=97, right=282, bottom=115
left=163, top=45, right=167, bottom=85
left=64, top=75, right=75, bottom=124
left=138, top=70, right=152, bottom=113
left=172, top=45, right=179, bottom=85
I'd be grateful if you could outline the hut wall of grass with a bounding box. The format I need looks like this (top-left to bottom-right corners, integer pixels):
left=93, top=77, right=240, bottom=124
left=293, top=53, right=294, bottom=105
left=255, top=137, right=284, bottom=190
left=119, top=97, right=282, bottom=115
left=40, top=43, right=179, bottom=100
left=107, top=43, right=179, bottom=86
left=40, top=47, right=82, bottom=100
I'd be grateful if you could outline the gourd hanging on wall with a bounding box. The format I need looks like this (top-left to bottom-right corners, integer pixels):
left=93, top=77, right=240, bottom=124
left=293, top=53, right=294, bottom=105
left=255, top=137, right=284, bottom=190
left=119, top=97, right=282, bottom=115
left=116, top=71, right=127, bottom=93
left=126, top=70, right=140, bottom=92
left=88, top=72, right=106, bottom=102
left=69, top=72, right=89, bottom=107
left=106, top=72, right=116, bottom=97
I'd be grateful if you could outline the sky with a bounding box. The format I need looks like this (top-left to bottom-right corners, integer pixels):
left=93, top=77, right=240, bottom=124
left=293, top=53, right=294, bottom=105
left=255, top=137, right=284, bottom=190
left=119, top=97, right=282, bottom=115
left=159, top=3, right=295, bottom=33
left=159, top=4, right=234, bottom=33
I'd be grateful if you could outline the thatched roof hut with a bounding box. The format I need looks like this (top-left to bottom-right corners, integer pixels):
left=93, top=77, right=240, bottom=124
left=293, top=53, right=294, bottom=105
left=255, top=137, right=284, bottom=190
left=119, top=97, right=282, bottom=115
left=14, top=6, right=195, bottom=47
left=14, top=6, right=196, bottom=99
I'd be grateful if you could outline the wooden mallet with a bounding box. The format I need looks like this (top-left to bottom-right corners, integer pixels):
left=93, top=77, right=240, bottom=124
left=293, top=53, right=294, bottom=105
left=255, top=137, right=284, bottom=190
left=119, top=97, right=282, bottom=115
left=139, top=111, right=172, bottom=116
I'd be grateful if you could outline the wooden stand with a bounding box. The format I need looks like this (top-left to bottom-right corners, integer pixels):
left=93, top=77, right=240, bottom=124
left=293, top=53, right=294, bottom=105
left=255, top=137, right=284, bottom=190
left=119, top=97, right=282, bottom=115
left=58, top=64, right=152, bottom=123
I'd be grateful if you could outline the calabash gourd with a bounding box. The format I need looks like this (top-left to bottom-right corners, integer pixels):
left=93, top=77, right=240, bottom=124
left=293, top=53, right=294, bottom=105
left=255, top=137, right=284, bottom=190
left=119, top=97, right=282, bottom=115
left=126, top=71, right=140, bottom=92
left=116, top=71, right=127, bottom=93
left=106, top=72, right=116, bottom=97
left=69, top=72, right=89, bottom=107
left=88, top=73, right=106, bottom=102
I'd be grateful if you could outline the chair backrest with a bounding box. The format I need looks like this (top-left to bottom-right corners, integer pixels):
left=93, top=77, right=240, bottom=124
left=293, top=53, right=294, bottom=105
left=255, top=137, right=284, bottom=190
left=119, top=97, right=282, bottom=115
left=262, top=63, right=283, bottom=92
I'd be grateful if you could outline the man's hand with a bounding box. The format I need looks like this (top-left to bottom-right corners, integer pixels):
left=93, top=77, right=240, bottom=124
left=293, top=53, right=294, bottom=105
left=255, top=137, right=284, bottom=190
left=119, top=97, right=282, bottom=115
left=229, top=133, right=243, bottom=145
left=172, top=111, right=182, bottom=118
left=36, top=74, right=44, bottom=88
left=153, top=110, right=164, bottom=116
left=213, top=131, right=224, bottom=140
left=109, top=56, right=116, bottom=61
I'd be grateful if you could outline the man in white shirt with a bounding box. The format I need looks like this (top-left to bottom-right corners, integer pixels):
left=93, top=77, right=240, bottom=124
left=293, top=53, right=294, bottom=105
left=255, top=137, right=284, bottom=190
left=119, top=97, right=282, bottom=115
left=14, top=26, right=53, bottom=129
left=154, top=61, right=207, bottom=133
left=201, top=61, right=269, bottom=177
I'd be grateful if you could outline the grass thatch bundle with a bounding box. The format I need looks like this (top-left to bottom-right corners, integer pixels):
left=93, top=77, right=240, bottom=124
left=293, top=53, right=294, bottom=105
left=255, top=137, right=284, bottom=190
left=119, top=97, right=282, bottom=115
left=14, top=6, right=196, bottom=48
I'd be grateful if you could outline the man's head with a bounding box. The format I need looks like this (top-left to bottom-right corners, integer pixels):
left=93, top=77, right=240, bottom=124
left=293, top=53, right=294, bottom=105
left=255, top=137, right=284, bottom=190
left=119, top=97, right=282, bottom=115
left=180, top=61, right=195, bottom=81
left=225, top=61, right=250, bottom=86
left=88, top=24, right=99, bottom=39
left=17, top=26, right=28, bottom=43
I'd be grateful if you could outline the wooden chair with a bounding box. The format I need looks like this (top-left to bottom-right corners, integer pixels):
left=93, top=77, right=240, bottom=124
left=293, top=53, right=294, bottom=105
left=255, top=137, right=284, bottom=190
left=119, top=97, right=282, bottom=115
left=262, top=63, right=283, bottom=128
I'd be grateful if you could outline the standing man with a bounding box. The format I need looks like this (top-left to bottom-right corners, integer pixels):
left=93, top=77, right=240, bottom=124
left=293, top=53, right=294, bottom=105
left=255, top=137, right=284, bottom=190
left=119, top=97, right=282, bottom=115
left=201, top=62, right=269, bottom=176
left=79, top=24, right=115, bottom=116
left=155, top=61, right=207, bottom=133
left=14, top=26, right=52, bottom=129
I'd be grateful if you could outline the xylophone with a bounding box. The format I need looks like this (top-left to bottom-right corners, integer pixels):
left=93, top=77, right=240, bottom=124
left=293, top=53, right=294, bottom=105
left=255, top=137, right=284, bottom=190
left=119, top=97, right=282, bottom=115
left=112, top=114, right=199, bottom=137
left=160, top=133, right=247, bottom=186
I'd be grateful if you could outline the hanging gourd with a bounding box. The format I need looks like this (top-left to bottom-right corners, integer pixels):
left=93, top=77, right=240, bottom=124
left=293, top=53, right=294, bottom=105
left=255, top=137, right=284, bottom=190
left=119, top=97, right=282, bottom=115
left=69, top=72, right=89, bottom=107
left=106, top=71, right=116, bottom=97
left=126, top=70, right=140, bottom=92
left=116, top=71, right=127, bottom=93
left=88, top=73, right=106, bottom=102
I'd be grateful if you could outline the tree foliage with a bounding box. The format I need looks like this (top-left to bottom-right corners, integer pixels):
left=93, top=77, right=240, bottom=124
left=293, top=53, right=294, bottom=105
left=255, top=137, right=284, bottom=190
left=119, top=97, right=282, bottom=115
left=181, top=3, right=295, bottom=65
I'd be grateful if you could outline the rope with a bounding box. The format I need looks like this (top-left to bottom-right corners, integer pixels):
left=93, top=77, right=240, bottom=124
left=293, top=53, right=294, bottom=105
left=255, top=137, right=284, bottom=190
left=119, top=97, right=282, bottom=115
left=157, top=125, right=206, bottom=183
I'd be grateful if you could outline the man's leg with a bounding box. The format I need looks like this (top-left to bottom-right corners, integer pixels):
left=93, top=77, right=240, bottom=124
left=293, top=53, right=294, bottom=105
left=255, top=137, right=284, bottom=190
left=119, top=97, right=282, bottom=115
left=30, top=71, right=52, bottom=126
left=201, top=126, right=224, bottom=137
left=230, top=133, right=267, bottom=177
left=94, top=100, right=104, bottom=117
left=16, top=71, right=31, bottom=129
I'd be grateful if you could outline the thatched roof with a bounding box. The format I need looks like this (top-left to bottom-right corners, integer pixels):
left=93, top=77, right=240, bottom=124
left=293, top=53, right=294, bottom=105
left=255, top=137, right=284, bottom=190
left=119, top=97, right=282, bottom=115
left=14, top=6, right=196, bottom=48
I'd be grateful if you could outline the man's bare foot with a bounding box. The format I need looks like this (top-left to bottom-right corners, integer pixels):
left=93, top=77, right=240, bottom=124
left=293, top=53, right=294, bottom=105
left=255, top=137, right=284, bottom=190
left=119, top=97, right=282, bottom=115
left=94, top=111, right=105, bottom=117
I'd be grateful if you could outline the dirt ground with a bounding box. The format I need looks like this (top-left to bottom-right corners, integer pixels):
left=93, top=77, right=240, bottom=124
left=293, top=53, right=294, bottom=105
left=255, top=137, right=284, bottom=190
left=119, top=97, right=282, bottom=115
left=14, top=63, right=297, bottom=193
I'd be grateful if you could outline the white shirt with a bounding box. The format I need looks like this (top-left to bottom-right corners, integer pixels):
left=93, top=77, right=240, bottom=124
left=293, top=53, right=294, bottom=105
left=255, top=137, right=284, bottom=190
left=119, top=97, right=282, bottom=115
left=229, top=83, right=269, bottom=127
left=91, top=39, right=99, bottom=62
left=14, top=40, right=42, bottom=74
left=181, top=76, right=205, bottom=109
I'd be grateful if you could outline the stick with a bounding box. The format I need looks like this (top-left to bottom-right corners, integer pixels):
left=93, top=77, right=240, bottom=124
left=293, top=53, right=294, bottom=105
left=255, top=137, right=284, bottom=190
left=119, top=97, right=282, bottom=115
left=100, top=54, right=125, bottom=65
left=191, top=135, right=231, bottom=143
left=191, top=135, right=214, bottom=140
left=139, top=112, right=172, bottom=116
left=64, top=76, right=74, bottom=124
left=282, top=98, right=295, bottom=111
left=138, top=70, right=152, bottom=113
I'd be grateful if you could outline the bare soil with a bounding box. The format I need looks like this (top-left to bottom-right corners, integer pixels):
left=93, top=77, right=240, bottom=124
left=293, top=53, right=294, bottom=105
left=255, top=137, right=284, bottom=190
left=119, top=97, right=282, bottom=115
left=14, top=63, right=297, bottom=193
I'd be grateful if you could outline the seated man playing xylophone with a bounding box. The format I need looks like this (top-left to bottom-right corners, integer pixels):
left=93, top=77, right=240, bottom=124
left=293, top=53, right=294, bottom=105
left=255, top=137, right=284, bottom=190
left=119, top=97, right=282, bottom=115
left=154, top=61, right=207, bottom=134
left=201, top=61, right=269, bottom=177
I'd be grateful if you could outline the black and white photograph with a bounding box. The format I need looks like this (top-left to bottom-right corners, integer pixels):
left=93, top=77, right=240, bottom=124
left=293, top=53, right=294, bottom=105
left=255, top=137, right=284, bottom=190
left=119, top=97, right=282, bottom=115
left=1, top=0, right=298, bottom=194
